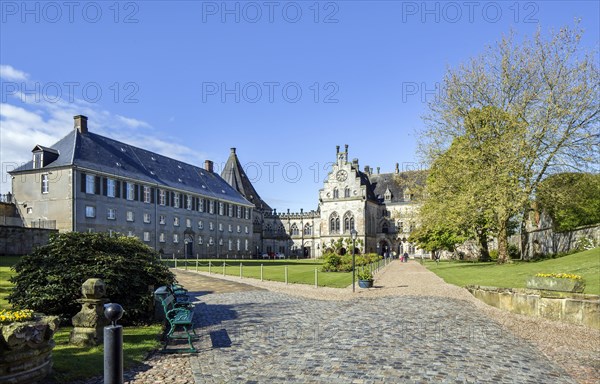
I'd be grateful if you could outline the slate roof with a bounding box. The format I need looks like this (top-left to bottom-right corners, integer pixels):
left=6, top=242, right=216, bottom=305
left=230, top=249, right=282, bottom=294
left=11, top=129, right=252, bottom=206
left=355, top=169, right=379, bottom=202
left=221, top=148, right=272, bottom=211
left=368, top=170, right=427, bottom=204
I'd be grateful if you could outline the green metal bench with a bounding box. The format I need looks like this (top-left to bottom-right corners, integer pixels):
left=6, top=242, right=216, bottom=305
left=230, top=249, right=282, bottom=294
left=157, top=293, right=198, bottom=353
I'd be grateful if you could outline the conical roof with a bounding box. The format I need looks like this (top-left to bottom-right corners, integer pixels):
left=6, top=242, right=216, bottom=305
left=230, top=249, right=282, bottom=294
left=221, top=148, right=272, bottom=212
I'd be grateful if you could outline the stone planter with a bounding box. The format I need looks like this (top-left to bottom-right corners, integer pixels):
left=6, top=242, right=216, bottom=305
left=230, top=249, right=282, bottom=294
left=0, top=315, right=60, bottom=384
left=358, top=280, right=373, bottom=288
left=526, top=276, right=585, bottom=293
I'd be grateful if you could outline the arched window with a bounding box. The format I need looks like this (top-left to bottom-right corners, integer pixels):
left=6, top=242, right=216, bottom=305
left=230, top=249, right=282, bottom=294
left=333, top=188, right=339, bottom=199
left=304, top=223, right=312, bottom=235
left=343, top=211, right=355, bottom=232
left=344, top=187, right=350, bottom=198
left=291, top=223, right=299, bottom=236
left=329, top=212, right=340, bottom=234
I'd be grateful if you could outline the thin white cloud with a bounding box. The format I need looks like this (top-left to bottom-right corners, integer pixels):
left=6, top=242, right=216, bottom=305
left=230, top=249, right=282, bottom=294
left=0, top=65, right=205, bottom=193
left=116, top=115, right=151, bottom=129
left=0, top=65, right=29, bottom=81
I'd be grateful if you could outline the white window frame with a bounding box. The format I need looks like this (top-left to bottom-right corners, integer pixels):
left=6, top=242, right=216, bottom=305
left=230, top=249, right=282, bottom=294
left=173, top=234, right=179, bottom=243
left=143, top=232, right=150, bottom=242
left=228, top=224, right=232, bottom=232
left=186, top=218, right=191, bottom=228
left=143, top=213, right=151, bottom=223
left=198, top=220, right=203, bottom=229
left=33, top=152, right=42, bottom=169
left=143, top=186, right=151, bottom=203
left=41, top=174, right=49, bottom=194
left=186, top=195, right=192, bottom=210
left=174, top=193, right=180, bottom=208
left=159, top=233, right=165, bottom=243
left=159, top=189, right=166, bottom=206
left=199, top=198, right=204, bottom=212
left=126, top=183, right=135, bottom=200
left=107, top=178, right=116, bottom=198
left=86, top=175, right=95, bottom=194
left=126, top=211, right=134, bottom=222
left=85, top=206, right=96, bottom=218
left=159, top=215, right=166, bottom=225
left=174, top=217, right=180, bottom=226
left=107, top=208, right=116, bottom=220
left=219, top=223, right=223, bottom=232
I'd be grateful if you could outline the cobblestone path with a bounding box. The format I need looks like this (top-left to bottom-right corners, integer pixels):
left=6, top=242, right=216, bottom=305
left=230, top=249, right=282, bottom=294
left=188, top=291, right=574, bottom=384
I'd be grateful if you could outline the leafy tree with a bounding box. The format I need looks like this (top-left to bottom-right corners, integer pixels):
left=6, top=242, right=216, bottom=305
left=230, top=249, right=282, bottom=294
left=9, top=232, right=175, bottom=324
left=536, top=173, right=600, bottom=231
left=418, top=24, right=599, bottom=262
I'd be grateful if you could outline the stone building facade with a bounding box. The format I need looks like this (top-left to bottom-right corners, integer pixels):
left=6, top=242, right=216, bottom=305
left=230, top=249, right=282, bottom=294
left=9, top=115, right=425, bottom=259
left=225, top=144, right=427, bottom=258
left=9, top=115, right=254, bottom=258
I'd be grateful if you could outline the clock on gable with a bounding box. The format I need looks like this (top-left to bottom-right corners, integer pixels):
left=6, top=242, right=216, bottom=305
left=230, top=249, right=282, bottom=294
left=336, top=170, right=348, bottom=182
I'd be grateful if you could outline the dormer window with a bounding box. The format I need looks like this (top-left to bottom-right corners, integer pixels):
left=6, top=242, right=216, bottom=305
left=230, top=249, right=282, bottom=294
left=31, top=145, right=58, bottom=168
left=33, top=152, right=42, bottom=169
left=384, top=187, right=392, bottom=202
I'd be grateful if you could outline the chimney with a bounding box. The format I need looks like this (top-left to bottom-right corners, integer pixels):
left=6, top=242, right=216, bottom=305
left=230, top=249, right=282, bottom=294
left=364, top=165, right=370, bottom=175
left=74, top=115, right=88, bottom=134
left=230, top=147, right=236, bottom=154
left=377, top=167, right=380, bottom=174
left=336, top=145, right=340, bottom=154
left=204, top=160, right=214, bottom=173
left=344, top=144, right=348, bottom=153
left=352, top=158, right=359, bottom=168
left=395, top=163, right=399, bottom=174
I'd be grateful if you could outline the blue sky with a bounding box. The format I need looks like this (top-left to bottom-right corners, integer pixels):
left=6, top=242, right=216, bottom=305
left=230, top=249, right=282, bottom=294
left=1, top=1, right=598, bottom=212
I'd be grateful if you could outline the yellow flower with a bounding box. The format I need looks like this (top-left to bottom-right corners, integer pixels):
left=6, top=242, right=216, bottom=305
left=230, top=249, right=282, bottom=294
left=535, top=273, right=582, bottom=280
left=0, top=309, right=35, bottom=323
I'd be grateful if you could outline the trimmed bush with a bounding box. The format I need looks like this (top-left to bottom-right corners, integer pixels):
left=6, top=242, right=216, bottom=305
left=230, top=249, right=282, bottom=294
left=321, top=252, right=382, bottom=272
left=8, top=232, right=175, bottom=324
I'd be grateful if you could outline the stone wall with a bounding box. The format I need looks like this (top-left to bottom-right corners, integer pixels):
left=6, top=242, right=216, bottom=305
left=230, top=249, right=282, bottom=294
left=467, top=286, right=599, bottom=329
left=512, top=224, right=600, bottom=259
left=0, top=226, right=57, bottom=255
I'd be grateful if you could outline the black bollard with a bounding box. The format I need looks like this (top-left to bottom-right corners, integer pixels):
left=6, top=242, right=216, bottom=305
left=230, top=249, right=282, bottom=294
left=104, top=303, right=124, bottom=384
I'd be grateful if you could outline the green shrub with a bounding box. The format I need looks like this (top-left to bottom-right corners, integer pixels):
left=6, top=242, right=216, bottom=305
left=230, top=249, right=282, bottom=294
left=489, top=250, right=498, bottom=260
left=8, top=232, right=175, bottom=324
left=356, top=269, right=373, bottom=281
left=321, top=252, right=381, bottom=272
left=508, top=244, right=521, bottom=259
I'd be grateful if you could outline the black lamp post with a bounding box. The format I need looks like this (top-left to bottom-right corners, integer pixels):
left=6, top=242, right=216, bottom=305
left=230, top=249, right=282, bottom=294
left=350, top=228, right=357, bottom=293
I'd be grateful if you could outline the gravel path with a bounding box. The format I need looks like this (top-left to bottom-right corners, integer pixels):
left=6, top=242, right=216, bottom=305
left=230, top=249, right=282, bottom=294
left=110, top=260, right=598, bottom=383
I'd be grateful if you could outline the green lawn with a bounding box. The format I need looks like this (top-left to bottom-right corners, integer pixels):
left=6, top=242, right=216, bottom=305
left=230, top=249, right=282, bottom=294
left=1, top=256, right=165, bottom=383
left=165, top=258, right=383, bottom=288
left=50, top=325, right=162, bottom=383
left=425, top=248, right=600, bottom=294
left=0, top=256, right=20, bottom=308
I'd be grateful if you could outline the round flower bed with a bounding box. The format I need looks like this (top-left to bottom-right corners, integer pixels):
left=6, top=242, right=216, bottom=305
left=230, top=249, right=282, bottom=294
left=0, top=310, right=59, bottom=384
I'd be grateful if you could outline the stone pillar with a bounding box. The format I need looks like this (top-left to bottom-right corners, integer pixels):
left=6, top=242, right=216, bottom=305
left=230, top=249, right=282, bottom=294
left=69, top=278, right=109, bottom=346
left=0, top=315, right=59, bottom=384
